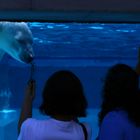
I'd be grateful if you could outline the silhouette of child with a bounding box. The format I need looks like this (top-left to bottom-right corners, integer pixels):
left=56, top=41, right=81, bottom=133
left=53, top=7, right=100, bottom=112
left=97, top=58, right=140, bottom=140
left=18, top=70, right=92, bottom=140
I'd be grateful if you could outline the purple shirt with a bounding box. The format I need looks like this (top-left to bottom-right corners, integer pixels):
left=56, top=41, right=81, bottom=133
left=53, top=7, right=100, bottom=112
left=98, top=110, right=140, bottom=140
left=18, top=118, right=92, bottom=140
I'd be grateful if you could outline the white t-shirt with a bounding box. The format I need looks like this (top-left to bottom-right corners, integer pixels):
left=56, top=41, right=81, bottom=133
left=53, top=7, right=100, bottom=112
left=18, top=118, right=92, bottom=140
left=98, top=110, right=140, bottom=140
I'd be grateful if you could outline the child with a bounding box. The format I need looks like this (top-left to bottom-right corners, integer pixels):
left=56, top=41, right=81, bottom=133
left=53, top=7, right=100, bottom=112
left=18, top=70, right=92, bottom=140
left=97, top=63, right=140, bottom=140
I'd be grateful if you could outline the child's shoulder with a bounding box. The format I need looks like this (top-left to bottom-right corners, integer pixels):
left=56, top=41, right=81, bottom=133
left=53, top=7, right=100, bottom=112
left=102, top=110, right=128, bottom=127
left=22, top=118, right=50, bottom=127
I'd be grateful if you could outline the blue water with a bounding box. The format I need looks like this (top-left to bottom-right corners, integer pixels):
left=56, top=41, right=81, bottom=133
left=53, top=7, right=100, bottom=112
left=0, top=22, right=140, bottom=140
left=29, top=22, right=140, bottom=60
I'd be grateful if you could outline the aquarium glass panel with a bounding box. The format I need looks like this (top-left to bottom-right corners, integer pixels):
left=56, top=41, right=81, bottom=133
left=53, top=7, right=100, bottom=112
left=0, top=22, right=140, bottom=140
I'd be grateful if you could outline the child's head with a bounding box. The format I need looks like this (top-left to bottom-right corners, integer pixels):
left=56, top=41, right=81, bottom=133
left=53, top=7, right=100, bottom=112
left=99, top=64, right=140, bottom=126
left=103, top=63, right=139, bottom=104
left=40, top=70, right=87, bottom=118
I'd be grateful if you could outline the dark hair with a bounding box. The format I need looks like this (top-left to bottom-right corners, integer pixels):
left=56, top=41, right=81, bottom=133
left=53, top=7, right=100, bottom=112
left=40, top=70, right=87, bottom=117
left=99, top=64, right=140, bottom=126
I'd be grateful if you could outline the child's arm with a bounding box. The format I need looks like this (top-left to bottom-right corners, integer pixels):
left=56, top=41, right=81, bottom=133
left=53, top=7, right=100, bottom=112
left=136, top=47, right=140, bottom=75
left=18, top=80, right=36, bottom=134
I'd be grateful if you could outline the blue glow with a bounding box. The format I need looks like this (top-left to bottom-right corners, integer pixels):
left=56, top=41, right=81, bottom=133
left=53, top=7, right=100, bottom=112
left=89, top=26, right=104, bottom=29
left=0, top=109, right=16, bottom=113
left=116, top=29, right=136, bottom=32
left=47, top=25, right=54, bottom=29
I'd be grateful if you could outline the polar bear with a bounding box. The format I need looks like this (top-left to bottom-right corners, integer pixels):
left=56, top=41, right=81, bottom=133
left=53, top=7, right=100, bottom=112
left=0, top=22, right=34, bottom=63
left=0, top=22, right=34, bottom=109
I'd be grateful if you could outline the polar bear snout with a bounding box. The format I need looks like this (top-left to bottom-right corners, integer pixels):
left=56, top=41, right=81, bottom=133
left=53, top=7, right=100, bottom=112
left=20, top=52, right=34, bottom=63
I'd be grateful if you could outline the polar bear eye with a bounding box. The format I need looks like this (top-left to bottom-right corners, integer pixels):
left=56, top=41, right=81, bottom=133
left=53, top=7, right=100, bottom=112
left=17, top=39, right=26, bottom=45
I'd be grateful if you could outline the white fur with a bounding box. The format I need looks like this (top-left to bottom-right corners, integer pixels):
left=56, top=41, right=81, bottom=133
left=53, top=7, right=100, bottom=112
left=0, top=22, right=34, bottom=63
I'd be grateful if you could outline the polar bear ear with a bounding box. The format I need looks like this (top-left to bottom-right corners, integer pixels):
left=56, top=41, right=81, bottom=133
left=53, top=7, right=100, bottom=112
left=0, top=50, right=5, bottom=60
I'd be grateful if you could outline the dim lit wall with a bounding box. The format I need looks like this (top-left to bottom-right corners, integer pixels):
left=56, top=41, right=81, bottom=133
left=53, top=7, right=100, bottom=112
left=0, top=0, right=140, bottom=11
left=0, top=0, right=140, bottom=22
